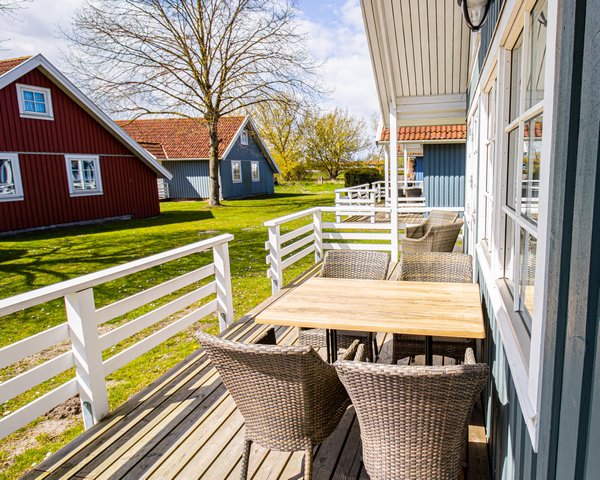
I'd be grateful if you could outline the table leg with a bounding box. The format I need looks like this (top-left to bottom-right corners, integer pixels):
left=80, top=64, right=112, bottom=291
left=425, top=336, right=433, bottom=366
left=326, top=329, right=338, bottom=363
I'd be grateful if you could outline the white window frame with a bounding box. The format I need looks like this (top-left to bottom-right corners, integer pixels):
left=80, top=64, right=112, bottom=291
left=240, top=130, right=249, bottom=146
left=65, top=154, right=103, bottom=196
left=16, top=84, right=54, bottom=120
left=0, top=153, right=24, bottom=202
left=251, top=161, right=260, bottom=182
left=231, top=160, right=242, bottom=183
left=470, top=0, right=557, bottom=451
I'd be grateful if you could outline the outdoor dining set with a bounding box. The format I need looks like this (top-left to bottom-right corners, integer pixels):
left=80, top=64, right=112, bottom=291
left=197, top=211, right=489, bottom=479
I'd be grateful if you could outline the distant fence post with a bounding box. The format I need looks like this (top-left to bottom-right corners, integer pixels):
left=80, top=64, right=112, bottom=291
left=370, top=191, right=376, bottom=223
left=268, top=225, right=283, bottom=294
left=64, top=288, right=109, bottom=429
left=313, top=209, right=323, bottom=262
left=213, top=241, right=234, bottom=331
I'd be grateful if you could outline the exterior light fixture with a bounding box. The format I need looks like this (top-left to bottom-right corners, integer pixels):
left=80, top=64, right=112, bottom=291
left=457, top=0, right=492, bottom=32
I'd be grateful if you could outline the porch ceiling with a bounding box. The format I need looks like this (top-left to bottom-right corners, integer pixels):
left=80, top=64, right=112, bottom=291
left=361, top=0, right=471, bottom=127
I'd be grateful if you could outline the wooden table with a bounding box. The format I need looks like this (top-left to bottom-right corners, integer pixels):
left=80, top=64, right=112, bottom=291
left=256, top=277, right=485, bottom=364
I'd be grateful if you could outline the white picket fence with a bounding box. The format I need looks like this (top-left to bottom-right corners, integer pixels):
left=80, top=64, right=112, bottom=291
left=0, top=234, right=234, bottom=440
left=264, top=206, right=398, bottom=293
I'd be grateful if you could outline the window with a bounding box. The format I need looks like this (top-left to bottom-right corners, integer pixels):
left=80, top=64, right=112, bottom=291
left=16, top=84, right=53, bottom=120
left=251, top=161, right=260, bottom=182
left=502, top=0, right=547, bottom=327
left=240, top=130, right=249, bottom=145
left=0, top=153, right=23, bottom=201
left=65, top=155, right=103, bottom=195
left=231, top=160, right=242, bottom=183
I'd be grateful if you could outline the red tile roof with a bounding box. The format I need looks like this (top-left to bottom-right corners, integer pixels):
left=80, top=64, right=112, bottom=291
left=117, top=116, right=246, bottom=159
left=0, top=55, right=32, bottom=76
left=380, top=124, right=466, bottom=142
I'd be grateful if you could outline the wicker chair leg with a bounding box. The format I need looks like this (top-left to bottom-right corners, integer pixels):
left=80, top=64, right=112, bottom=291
left=240, top=439, right=252, bottom=480
left=304, top=446, right=314, bottom=480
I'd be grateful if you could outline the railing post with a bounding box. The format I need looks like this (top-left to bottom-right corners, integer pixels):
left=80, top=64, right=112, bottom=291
left=335, top=192, right=341, bottom=223
left=313, top=209, right=323, bottom=262
left=64, top=288, right=109, bottom=429
left=370, top=192, right=376, bottom=223
left=213, top=242, right=234, bottom=331
left=268, top=225, right=283, bottom=294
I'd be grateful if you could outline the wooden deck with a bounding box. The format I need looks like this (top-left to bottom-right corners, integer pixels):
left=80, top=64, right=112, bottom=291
left=24, top=272, right=491, bottom=480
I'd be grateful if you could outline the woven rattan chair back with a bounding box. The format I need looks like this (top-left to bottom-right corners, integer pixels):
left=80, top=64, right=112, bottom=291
left=320, top=250, right=390, bottom=280
left=400, top=252, right=472, bottom=283
left=197, top=330, right=359, bottom=479
left=335, top=350, right=488, bottom=480
left=402, top=219, right=464, bottom=253
left=428, top=210, right=459, bottom=225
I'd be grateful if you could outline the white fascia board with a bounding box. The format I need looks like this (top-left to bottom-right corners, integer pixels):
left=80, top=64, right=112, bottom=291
left=0, top=54, right=172, bottom=180
left=221, top=115, right=280, bottom=174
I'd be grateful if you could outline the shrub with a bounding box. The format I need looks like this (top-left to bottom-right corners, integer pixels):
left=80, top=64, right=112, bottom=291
left=344, top=167, right=382, bottom=187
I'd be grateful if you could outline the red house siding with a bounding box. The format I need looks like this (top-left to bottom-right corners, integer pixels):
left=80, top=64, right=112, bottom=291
left=0, top=68, right=159, bottom=233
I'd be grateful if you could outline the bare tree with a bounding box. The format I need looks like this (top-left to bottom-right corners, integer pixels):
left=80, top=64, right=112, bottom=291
left=0, top=0, right=29, bottom=16
left=65, top=0, right=319, bottom=206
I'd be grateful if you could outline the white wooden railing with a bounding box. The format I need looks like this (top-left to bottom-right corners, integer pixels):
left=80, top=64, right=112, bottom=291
left=0, top=234, right=234, bottom=440
left=264, top=206, right=396, bottom=293
left=334, top=184, right=377, bottom=223
left=157, top=178, right=169, bottom=200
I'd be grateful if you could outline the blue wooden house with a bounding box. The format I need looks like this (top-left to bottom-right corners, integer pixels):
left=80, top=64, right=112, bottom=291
left=119, top=115, right=279, bottom=200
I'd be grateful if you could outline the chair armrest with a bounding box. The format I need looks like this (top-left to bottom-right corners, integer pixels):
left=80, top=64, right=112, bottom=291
left=254, top=327, right=277, bottom=345
left=464, top=348, right=476, bottom=365
left=338, top=340, right=366, bottom=362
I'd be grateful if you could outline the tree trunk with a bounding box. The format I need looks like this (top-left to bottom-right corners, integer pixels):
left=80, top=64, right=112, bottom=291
left=208, top=119, right=221, bottom=207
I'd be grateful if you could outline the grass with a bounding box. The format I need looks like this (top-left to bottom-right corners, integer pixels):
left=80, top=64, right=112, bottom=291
left=0, top=180, right=340, bottom=480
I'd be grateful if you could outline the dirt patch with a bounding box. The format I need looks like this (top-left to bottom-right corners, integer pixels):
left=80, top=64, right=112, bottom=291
left=45, top=396, right=81, bottom=421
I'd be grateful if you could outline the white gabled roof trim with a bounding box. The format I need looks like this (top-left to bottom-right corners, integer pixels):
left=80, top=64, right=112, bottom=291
left=0, top=54, right=172, bottom=180
left=221, top=114, right=280, bottom=174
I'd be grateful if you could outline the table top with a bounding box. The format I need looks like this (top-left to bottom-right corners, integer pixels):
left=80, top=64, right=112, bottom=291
left=256, top=277, right=485, bottom=339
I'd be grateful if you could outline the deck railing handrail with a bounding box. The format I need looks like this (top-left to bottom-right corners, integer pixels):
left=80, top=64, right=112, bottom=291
left=0, top=233, right=234, bottom=441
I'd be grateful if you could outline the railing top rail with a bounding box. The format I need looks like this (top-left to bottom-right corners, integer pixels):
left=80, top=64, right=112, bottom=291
left=321, top=205, right=391, bottom=213
left=334, top=183, right=371, bottom=192
left=0, top=233, right=234, bottom=317
left=263, top=207, right=320, bottom=227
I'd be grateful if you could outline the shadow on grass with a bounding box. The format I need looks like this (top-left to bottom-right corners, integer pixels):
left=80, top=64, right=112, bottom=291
left=4, top=210, right=216, bottom=243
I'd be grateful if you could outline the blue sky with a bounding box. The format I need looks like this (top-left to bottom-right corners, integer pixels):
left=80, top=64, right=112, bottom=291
left=1, top=0, right=378, bottom=123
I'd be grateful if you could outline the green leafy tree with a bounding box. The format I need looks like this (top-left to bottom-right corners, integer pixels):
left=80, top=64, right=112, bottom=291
left=302, top=108, right=370, bottom=180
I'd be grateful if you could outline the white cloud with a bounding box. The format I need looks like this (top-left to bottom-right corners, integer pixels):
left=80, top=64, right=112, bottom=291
left=1, top=0, right=379, bottom=129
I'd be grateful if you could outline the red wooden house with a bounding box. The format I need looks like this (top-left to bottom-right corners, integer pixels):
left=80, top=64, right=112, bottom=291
left=0, top=54, right=171, bottom=234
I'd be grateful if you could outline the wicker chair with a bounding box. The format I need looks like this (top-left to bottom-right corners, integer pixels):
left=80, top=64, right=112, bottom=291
left=402, top=219, right=464, bottom=253
left=392, top=252, right=475, bottom=364
left=196, top=329, right=365, bottom=480
left=405, top=209, right=460, bottom=239
left=298, top=250, right=390, bottom=361
left=335, top=348, right=489, bottom=480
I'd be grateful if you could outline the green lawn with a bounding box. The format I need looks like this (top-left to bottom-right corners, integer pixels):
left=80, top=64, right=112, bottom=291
left=0, top=181, right=338, bottom=480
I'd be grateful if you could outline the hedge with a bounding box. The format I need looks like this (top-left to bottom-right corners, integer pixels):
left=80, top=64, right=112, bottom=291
left=344, top=167, right=383, bottom=187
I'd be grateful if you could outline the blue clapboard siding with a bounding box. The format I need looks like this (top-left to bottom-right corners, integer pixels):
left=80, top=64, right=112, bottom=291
left=162, top=160, right=210, bottom=199
left=221, top=130, right=275, bottom=198
left=477, top=270, right=537, bottom=480
left=422, top=143, right=465, bottom=208
left=160, top=124, right=275, bottom=200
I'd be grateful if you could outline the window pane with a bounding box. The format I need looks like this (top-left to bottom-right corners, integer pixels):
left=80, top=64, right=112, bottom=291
left=33, top=92, right=45, bottom=103
left=509, top=34, right=523, bottom=122
left=0, top=159, right=16, bottom=195
left=521, top=114, right=543, bottom=222
left=506, top=128, right=519, bottom=209
left=34, top=102, right=46, bottom=113
left=24, top=101, right=36, bottom=112
left=527, top=0, right=548, bottom=109
left=519, top=229, right=537, bottom=318
left=504, top=214, right=515, bottom=293
left=23, top=90, right=34, bottom=101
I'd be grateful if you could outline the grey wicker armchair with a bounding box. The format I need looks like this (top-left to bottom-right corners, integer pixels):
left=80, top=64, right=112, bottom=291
left=402, top=219, right=464, bottom=253
left=196, top=329, right=364, bottom=480
left=392, top=252, right=475, bottom=364
left=405, top=209, right=460, bottom=239
left=335, top=348, right=489, bottom=480
left=298, top=250, right=390, bottom=362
